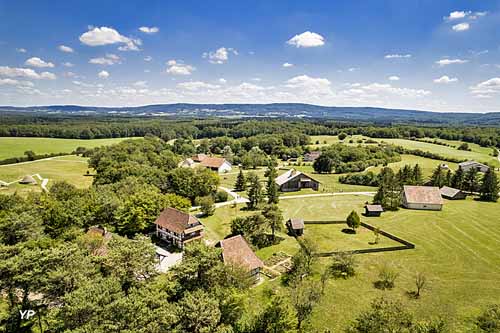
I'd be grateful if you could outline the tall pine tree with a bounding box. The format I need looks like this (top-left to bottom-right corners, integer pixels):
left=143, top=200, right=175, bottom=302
left=430, top=165, right=446, bottom=188
left=479, top=168, right=499, bottom=202
left=374, top=167, right=402, bottom=211
left=234, top=169, right=246, bottom=192
left=412, top=164, right=423, bottom=185
left=451, top=167, right=465, bottom=189
left=464, top=168, right=479, bottom=193
left=265, top=163, right=279, bottom=204
left=247, top=172, right=263, bottom=210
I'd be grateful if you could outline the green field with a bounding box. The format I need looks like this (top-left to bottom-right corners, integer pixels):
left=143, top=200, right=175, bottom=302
left=310, top=135, right=499, bottom=167
left=0, top=137, right=140, bottom=160
left=0, top=155, right=92, bottom=195
left=202, top=194, right=500, bottom=332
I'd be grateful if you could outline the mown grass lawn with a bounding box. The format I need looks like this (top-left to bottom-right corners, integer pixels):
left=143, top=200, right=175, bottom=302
left=245, top=196, right=500, bottom=332
left=0, top=155, right=93, bottom=195
left=0, top=137, right=140, bottom=160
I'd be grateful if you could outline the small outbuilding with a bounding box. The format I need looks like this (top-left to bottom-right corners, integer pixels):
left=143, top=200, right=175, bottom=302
left=303, top=151, right=321, bottom=162
left=364, top=204, right=384, bottom=217
left=402, top=185, right=444, bottom=211
left=286, top=218, right=305, bottom=236
left=458, top=161, right=489, bottom=173
left=19, top=175, right=37, bottom=185
left=220, top=235, right=263, bottom=282
left=440, top=186, right=467, bottom=200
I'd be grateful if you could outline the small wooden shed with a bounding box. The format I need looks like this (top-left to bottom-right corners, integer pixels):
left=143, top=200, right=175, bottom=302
left=364, top=204, right=384, bottom=217
left=287, top=218, right=305, bottom=236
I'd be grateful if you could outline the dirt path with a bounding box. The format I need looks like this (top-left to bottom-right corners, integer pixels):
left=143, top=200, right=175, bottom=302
left=33, top=174, right=49, bottom=192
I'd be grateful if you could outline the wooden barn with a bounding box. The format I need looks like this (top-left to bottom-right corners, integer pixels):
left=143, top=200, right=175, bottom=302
left=286, top=218, right=305, bottom=236
left=275, top=169, right=320, bottom=192
left=440, top=186, right=467, bottom=200
left=364, top=204, right=383, bottom=217
left=220, top=235, right=263, bottom=282
left=402, top=186, right=444, bottom=211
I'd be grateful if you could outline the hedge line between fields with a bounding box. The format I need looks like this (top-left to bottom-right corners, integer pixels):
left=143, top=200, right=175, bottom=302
left=302, top=220, right=415, bottom=256
left=0, top=152, right=72, bottom=165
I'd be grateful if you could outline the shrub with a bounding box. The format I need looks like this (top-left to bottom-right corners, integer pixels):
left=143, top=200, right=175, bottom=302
left=330, top=252, right=356, bottom=279
left=215, top=190, right=229, bottom=203
left=476, top=304, right=500, bottom=332
left=195, top=195, right=215, bottom=216
left=375, top=262, right=399, bottom=290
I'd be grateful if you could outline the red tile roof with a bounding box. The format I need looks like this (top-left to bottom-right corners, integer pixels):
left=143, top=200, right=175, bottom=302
left=154, top=207, right=201, bottom=234
left=200, top=157, right=228, bottom=169
left=220, top=235, right=263, bottom=271
left=191, top=154, right=208, bottom=162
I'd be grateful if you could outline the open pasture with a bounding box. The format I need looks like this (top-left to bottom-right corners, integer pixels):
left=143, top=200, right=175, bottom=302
left=0, top=137, right=140, bottom=160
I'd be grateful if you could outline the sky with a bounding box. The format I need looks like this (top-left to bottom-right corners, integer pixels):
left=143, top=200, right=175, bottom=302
left=0, top=0, right=500, bottom=112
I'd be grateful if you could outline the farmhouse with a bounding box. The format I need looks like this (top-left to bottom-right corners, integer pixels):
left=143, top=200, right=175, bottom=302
left=19, top=175, right=37, bottom=185
left=200, top=157, right=232, bottom=173
left=440, top=186, right=467, bottom=200
left=275, top=169, right=320, bottom=192
left=220, top=235, right=263, bottom=281
left=364, top=204, right=383, bottom=217
left=303, top=151, right=321, bottom=162
left=286, top=218, right=304, bottom=236
left=402, top=186, right=443, bottom=210
left=458, top=160, right=489, bottom=173
left=154, top=207, right=204, bottom=248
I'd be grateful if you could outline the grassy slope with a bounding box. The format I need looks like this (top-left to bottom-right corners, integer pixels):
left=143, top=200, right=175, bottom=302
left=0, top=137, right=140, bottom=160
left=310, top=135, right=499, bottom=167
left=0, top=155, right=92, bottom=195
left=239, top=196, right=500, bottom=332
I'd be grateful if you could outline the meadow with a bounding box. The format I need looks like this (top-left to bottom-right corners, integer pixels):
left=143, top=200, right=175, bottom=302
left=0, top=137, right=140, bottom=160
left=310, top=135, right=499, bottom=167
left=202, top=194, right=500, bottom=332
left=0, top=155, right=92, bottom=195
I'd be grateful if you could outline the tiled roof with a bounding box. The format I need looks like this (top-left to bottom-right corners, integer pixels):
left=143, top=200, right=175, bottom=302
left=191, top=154, right=207, bottom=162
left=365, top=204, right=384, bottom=212
left=440, top=186, right=462, bottom=198
left=154, top=207, right=201, bottom=234
left=200, top=157, right=228, bottom=168
left=403, top=186, right=443, bottom=205
left=275, top=169, right=319, bottom=186
left=221, top=235, right=263, bottom=271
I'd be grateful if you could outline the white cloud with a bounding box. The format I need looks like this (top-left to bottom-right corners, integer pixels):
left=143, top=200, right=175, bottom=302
left=285, top=75, right=332, bottom=94
left=144, top=56, right=152, bottom=62
left=98, top=70, right=110, bottom=79
left=0, top=66, right=56, bottom=80
left=349, top=83, right=431, bottom=98
left=287, top=31, right=325, bottom=48
left=434, top=75, right=458, bottom=84
left=203, top=47, right=238, bottom=64
left=384, top=54, right=412, bottom=59
left=133, top=81, right=147, bottom=88
left=62, top=62, right=74, bottom=67
left=79, top=26, right=141, bottom=51
left=89, top=53, right=121, bottom=65
left=16, top=48, right=27, bottom=53
left=452, top=22, right=470, bottom=32
left=177, top=81, right=220, bottom=91
left=445, top=11, right=471, bottom=20
left=166, top=60, right=195, bottom=75
left=282, top=62, right=294, bottom=68
left=436, top=58, right=468, bottom=66
left=470, top=78, right=500, bottom=95
left=218, top=78, right=227, bottom=84
left=139, top=26, right=159, bottom=34
left=0, top=78, right=34, bottom=87
left=388, top=76, right=400, bottom=81
left=348, top=67, right=359, bottom=72
left=445, top=10, right=487, bottom=21
left=25, top=57, right=55, bottom=68
left=58, top=45, right=74, bottom=53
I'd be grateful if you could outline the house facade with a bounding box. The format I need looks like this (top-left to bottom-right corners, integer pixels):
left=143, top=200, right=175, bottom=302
left=154, top=207, right=204, bottom=248
left=275, top=169, right=320, bottom=192
left=220, top=235, right=263, bottom=281
left=402, top=185, right=443, bottom=211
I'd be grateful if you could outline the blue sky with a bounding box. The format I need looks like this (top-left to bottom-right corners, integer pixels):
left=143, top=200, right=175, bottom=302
left=0, top=0, right=499, bottom=112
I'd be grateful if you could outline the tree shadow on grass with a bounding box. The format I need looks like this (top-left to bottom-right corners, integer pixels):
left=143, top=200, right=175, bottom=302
left=341, top=228, right=356, bottom=235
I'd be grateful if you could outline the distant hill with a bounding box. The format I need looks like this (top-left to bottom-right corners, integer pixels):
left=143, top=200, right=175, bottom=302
left=2, top=103, right=500, bottom=125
